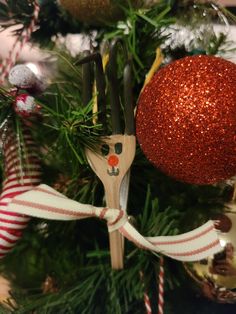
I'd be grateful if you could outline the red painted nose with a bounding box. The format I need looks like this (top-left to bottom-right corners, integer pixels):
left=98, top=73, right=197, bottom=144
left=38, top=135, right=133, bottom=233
left=108, top=155, right=119, bottom=167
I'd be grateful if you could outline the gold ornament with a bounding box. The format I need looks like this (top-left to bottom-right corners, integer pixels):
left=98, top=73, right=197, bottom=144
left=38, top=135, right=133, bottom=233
left=185, top=209, right=236, bottom=303
left=59, top=0, right=137, bottom=24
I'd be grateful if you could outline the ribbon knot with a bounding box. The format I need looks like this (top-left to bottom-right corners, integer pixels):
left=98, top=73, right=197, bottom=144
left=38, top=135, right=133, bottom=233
left=96, top=207, right=128, bottom=232
left=7, top=184, right=222, bottom=262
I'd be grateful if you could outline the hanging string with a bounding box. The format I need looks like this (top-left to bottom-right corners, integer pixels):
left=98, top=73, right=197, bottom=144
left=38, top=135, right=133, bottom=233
left=144, top=290, right=152, bottom=314
left=140, top=256, right=165, bottom=314
left=0, top=0, right=40, bottom=84
left=158, top=257, right=164, bottom=314
left=140, top=271, right=152, bottom=314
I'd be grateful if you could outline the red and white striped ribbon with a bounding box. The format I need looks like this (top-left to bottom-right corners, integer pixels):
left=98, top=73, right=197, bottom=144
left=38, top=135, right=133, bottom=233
left=0, top=1, right=40, bottom=83
left=7, top=184, right=222, bottom=262
left=158, top=257, right=164, bottom=314
left=0, top=126, right=41, bottom=257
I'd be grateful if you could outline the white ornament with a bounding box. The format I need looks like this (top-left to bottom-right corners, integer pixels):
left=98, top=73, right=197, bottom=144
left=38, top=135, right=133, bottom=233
left=9, top=65, right=37, bottom=88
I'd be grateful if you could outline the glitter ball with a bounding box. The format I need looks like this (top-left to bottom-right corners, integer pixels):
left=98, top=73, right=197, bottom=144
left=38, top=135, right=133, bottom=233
left=9, top=65, right=36, bottom=89
left=136, top=55, right=236, bottom=185
left=59, top=0, right=135, bottom=24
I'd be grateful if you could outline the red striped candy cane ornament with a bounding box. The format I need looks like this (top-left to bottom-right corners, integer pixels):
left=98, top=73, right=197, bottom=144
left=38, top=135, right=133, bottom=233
left=0, top=115, right=41, bottom=258
left=0, top=0, right=40, bottom=84
left=158, top=257, right=164, bottom=314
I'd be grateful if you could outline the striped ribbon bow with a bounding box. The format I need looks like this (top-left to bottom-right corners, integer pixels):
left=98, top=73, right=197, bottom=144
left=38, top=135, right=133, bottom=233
left=7, top=184, right=222, bottom=262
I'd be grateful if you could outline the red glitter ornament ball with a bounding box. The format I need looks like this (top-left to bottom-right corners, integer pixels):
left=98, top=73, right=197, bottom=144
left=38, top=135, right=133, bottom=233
left=136, top=55, right=236, bottom=185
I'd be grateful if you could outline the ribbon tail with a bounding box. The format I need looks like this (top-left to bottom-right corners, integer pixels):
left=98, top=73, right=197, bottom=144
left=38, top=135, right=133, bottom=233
left=119, top=220, right=222, bottom=262
left=7, top=184, right=99, bottom=221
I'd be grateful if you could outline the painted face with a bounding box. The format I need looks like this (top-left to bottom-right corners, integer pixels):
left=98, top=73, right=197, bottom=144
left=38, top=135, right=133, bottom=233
left=101, top=142, right=122, bottom=176
left=86, top=134, right=136, bottom=185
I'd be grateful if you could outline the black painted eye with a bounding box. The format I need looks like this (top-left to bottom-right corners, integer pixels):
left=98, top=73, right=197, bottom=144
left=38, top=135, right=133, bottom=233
left=101, top=144, right=109, bottom=156
left=115, top=142, right=122, bottom=154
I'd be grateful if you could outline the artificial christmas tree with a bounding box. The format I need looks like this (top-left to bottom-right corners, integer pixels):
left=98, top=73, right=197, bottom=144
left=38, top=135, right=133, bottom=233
left=0, top=1, right=236, bottom=313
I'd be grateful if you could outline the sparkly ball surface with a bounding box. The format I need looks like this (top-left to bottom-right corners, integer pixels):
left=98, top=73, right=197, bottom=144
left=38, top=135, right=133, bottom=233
left=136, top=55, right=236, bottom=185
left=59, top=0, right=137, bottom=24
left=9, top=65, right=36, bottom=89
